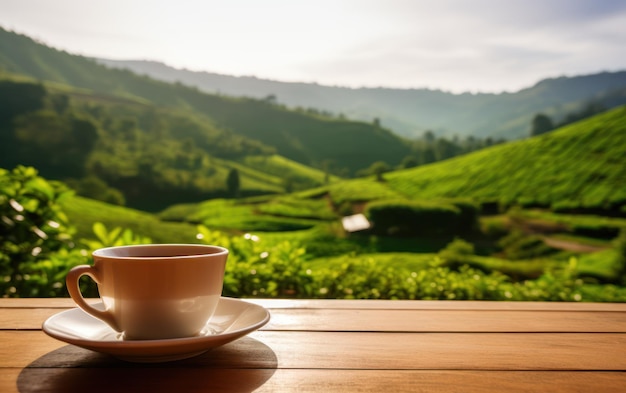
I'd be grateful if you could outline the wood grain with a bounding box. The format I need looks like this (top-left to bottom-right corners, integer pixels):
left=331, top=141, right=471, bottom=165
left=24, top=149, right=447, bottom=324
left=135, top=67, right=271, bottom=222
left=1, top=331, right=624, bottom=370
left=1, top=299, right=624, bottom=392
left=3, top=306, right=625, bottom=332
left=3, top=369, right=626, bottom=393
left=264, top=309, right=626, bottom=332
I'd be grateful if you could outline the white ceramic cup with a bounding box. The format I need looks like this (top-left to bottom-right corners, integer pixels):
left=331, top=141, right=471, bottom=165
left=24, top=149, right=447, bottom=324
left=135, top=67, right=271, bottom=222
left=66, top=244, right=228, bottom=340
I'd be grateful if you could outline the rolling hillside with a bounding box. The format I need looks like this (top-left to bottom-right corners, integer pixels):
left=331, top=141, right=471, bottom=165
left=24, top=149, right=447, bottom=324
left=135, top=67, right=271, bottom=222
left=159, top=107, right=626, bottom=237
left=0, top=27, right=411, bottom=175
left=2, top=27, right=624, bottom=217
left=383, top=106, right=626, bottom=212
left=0, top=76, right=338, bottom=210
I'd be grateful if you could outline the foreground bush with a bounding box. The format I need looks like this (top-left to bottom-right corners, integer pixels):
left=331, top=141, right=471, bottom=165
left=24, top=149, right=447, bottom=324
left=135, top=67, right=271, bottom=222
left=197, top=226, right=619, bottom=302
left=1, top=167, right=623, bottom=302
left=0, top=166, right=79, bottom=296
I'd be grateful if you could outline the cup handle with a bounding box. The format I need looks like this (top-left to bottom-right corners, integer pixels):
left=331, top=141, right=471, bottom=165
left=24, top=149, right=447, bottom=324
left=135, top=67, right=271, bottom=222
left=66, top=265, right=121, bottom=332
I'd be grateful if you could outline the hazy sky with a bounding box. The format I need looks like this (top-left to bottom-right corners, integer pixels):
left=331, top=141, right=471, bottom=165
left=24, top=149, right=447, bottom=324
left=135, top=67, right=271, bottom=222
left=2, top=0, right=626, bottom=93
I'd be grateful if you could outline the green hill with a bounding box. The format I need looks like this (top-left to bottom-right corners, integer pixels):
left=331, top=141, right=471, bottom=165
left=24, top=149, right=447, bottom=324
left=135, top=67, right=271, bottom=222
left=0, top=77, right=338, bottom=210
left=384, top=106, right=626, bottom=213
left=0, top=27, right=411, bottom=175
left=160, top=107, right=626, bottom=232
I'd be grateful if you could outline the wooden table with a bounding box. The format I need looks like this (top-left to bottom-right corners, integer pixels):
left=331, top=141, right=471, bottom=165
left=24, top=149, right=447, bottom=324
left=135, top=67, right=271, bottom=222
left=1, top=298, right=625, bottom=392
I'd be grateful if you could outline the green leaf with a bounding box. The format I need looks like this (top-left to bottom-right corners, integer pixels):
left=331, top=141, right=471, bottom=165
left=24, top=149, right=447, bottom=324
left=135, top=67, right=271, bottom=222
left=107, top=227, right=122, bottom=245
left=21, top=198, right=40, bottom=213
left=25, top=178, right=54, bottom=200
left=92, top=222, right=108, bottom=244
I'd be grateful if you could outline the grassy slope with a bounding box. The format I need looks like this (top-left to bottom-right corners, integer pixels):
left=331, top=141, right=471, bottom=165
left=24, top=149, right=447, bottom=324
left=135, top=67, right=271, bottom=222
left=61, top=196, right=199, bottom=244
left=237, top=155, right=341, bottom=184
left=385, top=106, right=626, bottom=209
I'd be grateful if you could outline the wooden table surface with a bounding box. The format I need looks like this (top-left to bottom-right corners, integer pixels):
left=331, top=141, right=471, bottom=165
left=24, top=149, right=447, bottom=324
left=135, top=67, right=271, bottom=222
left=1, top=298, right=625, bottom=392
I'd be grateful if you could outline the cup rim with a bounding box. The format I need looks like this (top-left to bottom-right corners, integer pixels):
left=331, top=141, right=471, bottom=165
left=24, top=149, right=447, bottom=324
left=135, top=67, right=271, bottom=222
left=92, top=244, right=229, bottom=259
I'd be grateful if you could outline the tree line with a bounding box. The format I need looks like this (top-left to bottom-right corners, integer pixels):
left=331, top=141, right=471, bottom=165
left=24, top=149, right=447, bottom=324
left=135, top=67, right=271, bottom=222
left=0, top=80, right=277, bottom=211
left=530, top=102, right=608, bottom=137
left=357, top=130, right=506, bottom=179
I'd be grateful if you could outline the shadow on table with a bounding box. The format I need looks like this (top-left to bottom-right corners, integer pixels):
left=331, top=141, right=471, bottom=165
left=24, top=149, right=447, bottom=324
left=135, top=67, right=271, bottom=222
left=17, top=336, right=278, bottom=393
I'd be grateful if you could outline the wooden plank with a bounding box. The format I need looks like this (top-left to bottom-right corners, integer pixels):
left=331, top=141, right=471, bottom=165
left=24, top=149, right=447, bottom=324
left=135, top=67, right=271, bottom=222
left=245, top=299, right=626, bottom=312
left=2, top=298, right=626, bottom=311
left=0, top=298, right=76, bottom=308
left=0, top=331, right=624, bottom=370
left=2, top=307, right=625, bottom=333
left=264, top=309, right=626, bottom=332
left=0, top=309, right=62, bottom=330
left=249, top=331, right=626, bottom=371
left=2, top=368, right=626, bottom=393
left=2, top=299, right=625, bottom=393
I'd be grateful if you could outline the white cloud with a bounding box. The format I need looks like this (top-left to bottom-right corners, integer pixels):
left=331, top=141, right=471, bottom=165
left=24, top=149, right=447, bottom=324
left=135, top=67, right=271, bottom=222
left=1, top=0, right=625, bottom=92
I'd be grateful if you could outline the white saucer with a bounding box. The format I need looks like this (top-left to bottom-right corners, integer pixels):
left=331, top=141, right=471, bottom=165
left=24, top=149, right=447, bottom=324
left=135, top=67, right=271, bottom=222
left=42, top=297, right=270, bottom=362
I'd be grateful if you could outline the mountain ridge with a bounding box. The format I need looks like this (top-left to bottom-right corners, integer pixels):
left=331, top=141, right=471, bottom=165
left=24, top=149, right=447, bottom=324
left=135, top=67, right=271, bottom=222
left=96, top=58, right=626, bottom=139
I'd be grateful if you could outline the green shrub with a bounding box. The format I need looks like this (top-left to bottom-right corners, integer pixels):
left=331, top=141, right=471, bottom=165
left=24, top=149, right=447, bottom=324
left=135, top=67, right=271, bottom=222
left=439, top=238, right=478, bottom=270
left=18, top=247, right=91, bottom=297
left=480, top=215, right=510, bottom=239
left=0, top=166, right=76, bottom=296
left=447, top=199, right=480, bottom=232
left=195, top=225, right=312, bottom=297
left=365, top=199, right=465, bottom=236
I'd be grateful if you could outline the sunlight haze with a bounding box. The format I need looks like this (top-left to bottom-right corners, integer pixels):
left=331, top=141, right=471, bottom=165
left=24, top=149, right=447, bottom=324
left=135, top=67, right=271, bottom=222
left=1, top=0, right=625, bottom=93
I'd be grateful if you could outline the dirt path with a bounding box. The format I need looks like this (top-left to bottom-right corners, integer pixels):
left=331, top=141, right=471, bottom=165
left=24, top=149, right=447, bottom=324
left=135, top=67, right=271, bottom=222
left=508, top=214, right=610, bottom=253
left=541, top=236, right=609, bottom=253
